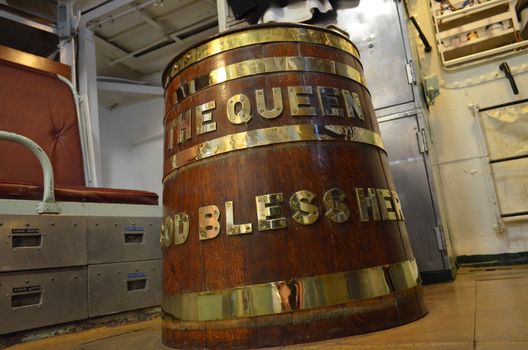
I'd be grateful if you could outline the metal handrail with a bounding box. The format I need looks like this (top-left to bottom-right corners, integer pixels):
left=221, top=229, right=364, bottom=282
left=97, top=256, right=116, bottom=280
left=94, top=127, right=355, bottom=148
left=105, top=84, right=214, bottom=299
left=0, top=131, right=60, bottom=214
left=56, top=74, right=97, bottom=187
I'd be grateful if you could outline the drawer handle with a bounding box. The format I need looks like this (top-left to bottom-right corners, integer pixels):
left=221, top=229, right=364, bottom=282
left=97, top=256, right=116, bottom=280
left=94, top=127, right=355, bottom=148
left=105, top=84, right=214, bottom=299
left=124, top=226, right=145, bottom=244
left=127, top=278, right=147, bottom=291
left=124, top=232, right=144, bottom=244
left=11, top=291, right=42, bottom=308
left=12, top=234, right=42, bottom=248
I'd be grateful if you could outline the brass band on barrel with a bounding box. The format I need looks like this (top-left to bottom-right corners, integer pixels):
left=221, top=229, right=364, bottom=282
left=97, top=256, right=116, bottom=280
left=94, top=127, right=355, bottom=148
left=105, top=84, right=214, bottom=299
left=163, top=124, right=384, bottom=181
left=163, top=26, right=361, bottom=87
left=162, top=259, right=419, bottom=321
left=172, top=56, right=368, bottom=104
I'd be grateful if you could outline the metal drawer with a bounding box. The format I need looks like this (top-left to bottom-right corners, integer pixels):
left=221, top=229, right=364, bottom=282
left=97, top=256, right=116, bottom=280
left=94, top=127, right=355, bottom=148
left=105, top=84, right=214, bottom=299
left=88, top=260, right=161, bottom=317
left=86, top=217, right=162, bottom=264
left=0, top=215, right=86, bottom=272
left=0, top=267, right=88, bottom=335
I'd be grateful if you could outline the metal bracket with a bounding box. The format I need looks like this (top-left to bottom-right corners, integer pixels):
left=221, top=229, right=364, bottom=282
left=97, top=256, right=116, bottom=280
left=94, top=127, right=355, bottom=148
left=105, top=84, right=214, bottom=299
left=37, top=202, right=61, bottom=215
left=434, top=225, right=446, bottom=251
left=417, top=128, right=429, bottom=154
left=57, top=0, right=76, bottom=40
left=406, top=61, right=417, bottom=85
left=423, top=74, right=440, bottom=106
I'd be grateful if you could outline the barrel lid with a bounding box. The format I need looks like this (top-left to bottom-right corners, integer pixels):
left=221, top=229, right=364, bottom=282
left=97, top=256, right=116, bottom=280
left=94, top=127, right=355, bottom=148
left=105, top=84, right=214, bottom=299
left=161, top=22, right=361, bottom=89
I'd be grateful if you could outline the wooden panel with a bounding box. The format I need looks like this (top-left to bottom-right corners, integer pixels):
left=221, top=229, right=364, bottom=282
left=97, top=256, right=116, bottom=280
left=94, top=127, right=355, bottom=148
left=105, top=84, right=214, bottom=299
left=0, top=44, right=70, bottom=80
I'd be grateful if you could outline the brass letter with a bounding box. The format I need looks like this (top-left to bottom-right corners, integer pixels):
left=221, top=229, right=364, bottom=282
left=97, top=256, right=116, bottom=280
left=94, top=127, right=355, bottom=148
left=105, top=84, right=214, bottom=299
left=355, top=188, right=381, bottom=222
left=196, top=101, right=216, bottom=135
left=376, top=189, right=396, bottom=221
left=377, top=189, right=397, bottom=221
left=323, top=188, right=350, bottom=223
left=256, top=193, right=287, bottom=231
left=342, top=89, right=364, bottom=120
left=160, top=215, right=173, bottom=247
left=256, top=88, right=283, bottom=119
left=317, top=86, right=343, bottom=117
left=227, top=93, right=252, bottom=124
left=391, top=190, right=405, bottom=220
left=288, top=86, right=316, bottom=116
left=173, top=213, right=190, bottom=245
left=166, top=119, right=176, bottom=153
left=198, top=205, right=221, bottom=240
left=177, top=109, right=192, bottom=144
left=225, top=201, right=253, bottom=236
left=290, top=190, right=319, bottom=225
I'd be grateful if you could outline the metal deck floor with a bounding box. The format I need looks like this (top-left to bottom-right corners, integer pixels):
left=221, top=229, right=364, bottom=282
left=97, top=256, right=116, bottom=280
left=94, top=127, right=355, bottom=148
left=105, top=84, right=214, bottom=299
left=5, top=265, right=528, bottom=350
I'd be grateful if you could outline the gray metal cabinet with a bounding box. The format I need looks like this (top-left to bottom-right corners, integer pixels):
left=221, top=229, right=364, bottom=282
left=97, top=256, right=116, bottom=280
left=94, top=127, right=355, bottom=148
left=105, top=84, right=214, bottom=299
left=321, top=0, right=416, bottom=110
left=379, top=115, right=447, bottom=273
left=320, top=0, right=454, bottom=280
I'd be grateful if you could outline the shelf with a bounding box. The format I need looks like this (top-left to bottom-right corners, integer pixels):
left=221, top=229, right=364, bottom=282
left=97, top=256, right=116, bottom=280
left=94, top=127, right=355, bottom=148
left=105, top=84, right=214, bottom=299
left=436, top=12, right=512, bottom=39
left=435, top=0, right=508, bottom=21
left=439, top=27, right=515, bottom=53
left=443, top=40, right=528, bottom=67
left=430, top=0, right=526, bottom=68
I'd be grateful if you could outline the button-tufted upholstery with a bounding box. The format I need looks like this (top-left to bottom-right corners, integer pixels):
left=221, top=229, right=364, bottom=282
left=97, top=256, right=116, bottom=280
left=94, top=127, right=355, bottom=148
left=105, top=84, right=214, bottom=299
left=0, top=45, right=158, bottom=205
left=0, top=60, right=85, bottom=186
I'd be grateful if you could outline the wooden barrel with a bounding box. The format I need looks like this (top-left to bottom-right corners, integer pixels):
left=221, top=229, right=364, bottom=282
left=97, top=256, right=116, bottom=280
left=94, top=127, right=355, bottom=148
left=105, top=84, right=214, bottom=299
left=161, top=23, right=427, bottom=349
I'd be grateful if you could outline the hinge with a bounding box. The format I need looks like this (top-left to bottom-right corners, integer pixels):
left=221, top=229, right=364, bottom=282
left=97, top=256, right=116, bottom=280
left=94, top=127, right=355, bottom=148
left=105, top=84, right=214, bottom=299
left=405, top=60, right=416, bottom=85
left=416, top=128, right=429, bottom=154
left=434, top=225, right=446, bottom=251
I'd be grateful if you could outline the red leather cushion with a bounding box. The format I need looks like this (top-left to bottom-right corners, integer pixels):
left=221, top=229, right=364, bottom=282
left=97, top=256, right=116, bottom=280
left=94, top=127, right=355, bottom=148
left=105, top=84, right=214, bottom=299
left=0, top=60, right=85, bottom=186
left=0, top=181, right=158, bottom=205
